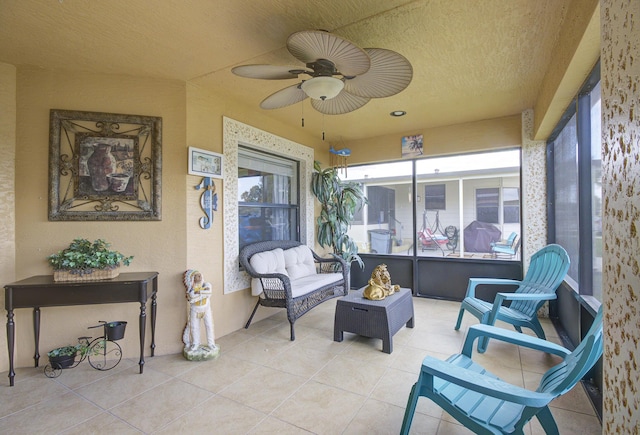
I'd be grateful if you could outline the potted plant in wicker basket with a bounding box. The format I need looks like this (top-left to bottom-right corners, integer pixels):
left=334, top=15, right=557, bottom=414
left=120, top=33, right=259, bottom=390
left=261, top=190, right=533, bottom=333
left=47, top=238, right=133, bottom=282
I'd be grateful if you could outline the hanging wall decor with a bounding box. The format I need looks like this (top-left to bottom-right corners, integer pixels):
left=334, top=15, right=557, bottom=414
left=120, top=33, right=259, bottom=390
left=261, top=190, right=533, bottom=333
left=329, top=145, right=350, bottom=176
left=48, top=109, right=162, bottom=221
left=188, top=147, right=223, bottom=179
left=401, top=134, right=423, bottom=158
left=194, top=177, right=217, bottom=229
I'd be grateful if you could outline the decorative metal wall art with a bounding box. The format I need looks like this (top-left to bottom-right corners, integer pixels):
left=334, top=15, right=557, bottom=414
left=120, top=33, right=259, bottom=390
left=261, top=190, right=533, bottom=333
left=194, top=177, right=217, bottom=229
left=48, top=109, right=162, bottom=221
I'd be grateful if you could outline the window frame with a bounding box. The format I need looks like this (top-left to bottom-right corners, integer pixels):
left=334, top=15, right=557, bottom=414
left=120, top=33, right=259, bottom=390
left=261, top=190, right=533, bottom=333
left=222, top=117, right=314, bottom=294
left=237, top=145, right=300, bottom=249
left=546, top=60, right=601, bottom=299
left=503, top=187, right=520, bottom=224
left=424, top=184, right=446, bottom=211
left=475, top=187, right=500, bottom=224
left=341, top=149, right=522, bottom=261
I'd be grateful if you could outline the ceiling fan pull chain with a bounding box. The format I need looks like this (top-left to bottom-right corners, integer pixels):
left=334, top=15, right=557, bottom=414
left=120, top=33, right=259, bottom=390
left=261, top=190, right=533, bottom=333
left=301, top=100, right=304, bottom=127
left=322, top=114, right=325, bottom=141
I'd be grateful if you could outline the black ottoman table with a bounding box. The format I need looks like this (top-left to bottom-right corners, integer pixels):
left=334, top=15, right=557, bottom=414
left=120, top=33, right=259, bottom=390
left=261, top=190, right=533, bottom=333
left=333, top=287, right=414, bottom=353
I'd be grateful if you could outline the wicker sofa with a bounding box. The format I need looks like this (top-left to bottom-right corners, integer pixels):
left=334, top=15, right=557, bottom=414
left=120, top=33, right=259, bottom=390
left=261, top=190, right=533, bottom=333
left=239, top=240, right=349, bottom=340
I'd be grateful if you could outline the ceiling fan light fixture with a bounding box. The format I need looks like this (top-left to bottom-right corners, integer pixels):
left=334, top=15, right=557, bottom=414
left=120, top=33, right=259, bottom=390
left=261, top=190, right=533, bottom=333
left=301, top=76, right=344, bottom=100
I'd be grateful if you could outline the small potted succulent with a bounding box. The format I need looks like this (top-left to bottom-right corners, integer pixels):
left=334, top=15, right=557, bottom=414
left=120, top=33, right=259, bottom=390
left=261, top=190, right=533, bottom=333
left=47, top=238, right=134, bottom=282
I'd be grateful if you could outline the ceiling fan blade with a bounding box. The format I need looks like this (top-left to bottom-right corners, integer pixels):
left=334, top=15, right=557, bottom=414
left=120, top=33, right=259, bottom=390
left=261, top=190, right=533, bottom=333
left=260, top=83, right=308, bottom=109
left=287, top=30, right=370, bottom=77
left=231, top=64, right=309, bottom=80
left=310, top=90, right=370, bottom=115
left=344, top=48, right=413, bottom=98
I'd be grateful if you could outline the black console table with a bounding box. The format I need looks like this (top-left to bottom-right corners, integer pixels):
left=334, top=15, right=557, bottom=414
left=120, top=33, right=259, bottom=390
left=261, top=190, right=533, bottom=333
left=4, top=271, right=158, bottom=386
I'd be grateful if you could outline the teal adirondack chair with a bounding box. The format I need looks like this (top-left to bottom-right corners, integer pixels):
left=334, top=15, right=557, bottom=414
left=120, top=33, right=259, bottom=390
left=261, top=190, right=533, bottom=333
left=455, top=244, right=570, bottom=352
left=401, top=307, right=603, bottom=435
left=491, top=232, right=521, bottom=258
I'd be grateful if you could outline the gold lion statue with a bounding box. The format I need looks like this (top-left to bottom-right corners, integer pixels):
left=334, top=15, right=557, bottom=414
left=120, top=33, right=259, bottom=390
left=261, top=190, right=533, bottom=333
left=363, top=264, right=400, bottom=300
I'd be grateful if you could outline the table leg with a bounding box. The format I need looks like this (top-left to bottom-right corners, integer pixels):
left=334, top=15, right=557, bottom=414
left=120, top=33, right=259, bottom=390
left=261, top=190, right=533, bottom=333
left=334, top=306, right=344, bottom=342
left=150, top=282, right=157, bottom=357
left=7, top=309, right=15, bottom=386
left=406, top=317, right=415, bottom=328
left=33, top=307, right=41, bottom=367
left=382, top=331, right=392, bottom=354
left=139, top=301, right=146, bottom=374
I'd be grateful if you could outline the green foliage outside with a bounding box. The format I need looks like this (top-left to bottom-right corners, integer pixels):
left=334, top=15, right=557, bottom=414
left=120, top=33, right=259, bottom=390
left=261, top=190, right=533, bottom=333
left=240, top=184, right=263, bottom=202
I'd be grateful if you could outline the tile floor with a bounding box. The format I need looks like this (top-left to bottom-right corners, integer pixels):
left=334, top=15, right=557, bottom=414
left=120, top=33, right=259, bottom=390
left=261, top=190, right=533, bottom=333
left=0, top=296, right=601, bottom=434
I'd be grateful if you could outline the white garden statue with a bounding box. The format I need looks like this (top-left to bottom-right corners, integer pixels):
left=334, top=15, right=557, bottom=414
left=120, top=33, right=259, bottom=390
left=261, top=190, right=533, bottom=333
left=182, top=269, right=219, bottom=361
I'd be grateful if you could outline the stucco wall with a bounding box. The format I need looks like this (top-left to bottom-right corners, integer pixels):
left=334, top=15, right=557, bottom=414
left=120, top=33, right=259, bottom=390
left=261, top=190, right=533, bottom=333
left=601, top=0, right=640, bottom=432
left=521, top=109, right=548, bottom=269
left=9, top=67, right=188, bottom=367
left=0, top=63, right=17, bottom=371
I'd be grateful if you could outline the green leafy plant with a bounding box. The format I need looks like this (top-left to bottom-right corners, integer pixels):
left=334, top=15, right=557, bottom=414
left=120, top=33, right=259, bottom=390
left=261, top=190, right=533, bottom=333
left=47, top=238, right=133, bottom=275
left=311, top=161, right=367, bottom=268
left=47, top=345, right=80, bottom=358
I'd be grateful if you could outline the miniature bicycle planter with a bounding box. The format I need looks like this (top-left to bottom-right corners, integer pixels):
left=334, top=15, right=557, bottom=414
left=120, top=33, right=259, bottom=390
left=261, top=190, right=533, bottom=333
left=44, top=320, right=127, bottom=378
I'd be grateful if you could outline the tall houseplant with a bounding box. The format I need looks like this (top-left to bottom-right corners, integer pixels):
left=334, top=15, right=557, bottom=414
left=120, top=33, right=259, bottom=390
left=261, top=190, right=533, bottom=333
left=311, top=161, right=367, bottom=268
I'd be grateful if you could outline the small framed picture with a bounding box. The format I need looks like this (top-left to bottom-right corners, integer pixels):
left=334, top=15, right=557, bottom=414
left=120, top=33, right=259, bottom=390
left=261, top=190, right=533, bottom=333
left=188, top=147, right=223, bottom=179
left=401, top=134, right=424, bottom=158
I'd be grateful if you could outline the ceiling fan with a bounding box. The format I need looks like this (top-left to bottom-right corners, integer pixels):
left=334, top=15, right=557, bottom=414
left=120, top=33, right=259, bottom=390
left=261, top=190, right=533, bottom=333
left=231, top=30, right=413, bottom=115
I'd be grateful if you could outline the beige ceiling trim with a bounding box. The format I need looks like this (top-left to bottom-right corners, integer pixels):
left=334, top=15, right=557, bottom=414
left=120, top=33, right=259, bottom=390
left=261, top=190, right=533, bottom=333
left=345, top=114, right=522, bottom=165
left=534, top=2, right=600, bottom=141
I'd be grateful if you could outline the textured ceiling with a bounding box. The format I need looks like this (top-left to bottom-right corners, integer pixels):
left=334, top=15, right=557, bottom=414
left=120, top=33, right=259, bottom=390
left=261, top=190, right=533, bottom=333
left=0, top=0, right=572, bottom=142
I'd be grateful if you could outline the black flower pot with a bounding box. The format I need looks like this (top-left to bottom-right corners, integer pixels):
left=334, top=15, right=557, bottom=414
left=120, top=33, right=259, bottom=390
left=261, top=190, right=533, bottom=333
left=105, top=321, right=127, bottom=341
left=49, top=354, right=75, bottom=369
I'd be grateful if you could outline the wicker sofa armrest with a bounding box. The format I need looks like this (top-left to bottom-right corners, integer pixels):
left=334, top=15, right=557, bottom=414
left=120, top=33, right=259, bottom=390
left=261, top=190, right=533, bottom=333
left=311, top=251, right=348, bottom=285
left=312, top=251, right=347, bottom=268
left=255, top=272, right=293, bottom=299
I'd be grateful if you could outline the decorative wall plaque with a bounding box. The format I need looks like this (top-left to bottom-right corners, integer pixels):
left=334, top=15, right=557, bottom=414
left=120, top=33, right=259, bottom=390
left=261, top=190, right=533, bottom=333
left=48, top=109, right=162, bottom=221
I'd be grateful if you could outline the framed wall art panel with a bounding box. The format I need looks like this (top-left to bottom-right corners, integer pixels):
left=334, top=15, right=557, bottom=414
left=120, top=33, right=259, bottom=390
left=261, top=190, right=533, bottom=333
left=48, top=109, right=162, bottom=221
left=188, top=147, right=223, bottom=179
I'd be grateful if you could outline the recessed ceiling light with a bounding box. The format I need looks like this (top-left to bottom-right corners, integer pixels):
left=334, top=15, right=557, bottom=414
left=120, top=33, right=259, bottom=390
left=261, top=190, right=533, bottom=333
left=390, top=110, right=406, bottom=117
